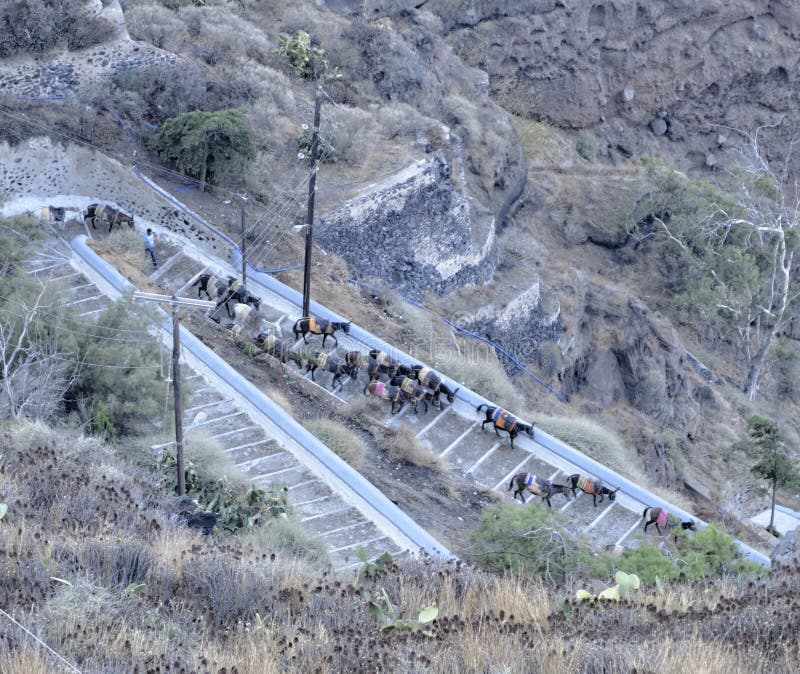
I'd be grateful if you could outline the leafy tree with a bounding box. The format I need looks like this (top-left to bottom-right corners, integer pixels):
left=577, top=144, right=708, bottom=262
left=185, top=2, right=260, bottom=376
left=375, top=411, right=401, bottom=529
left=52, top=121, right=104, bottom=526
left=642, top=120, right=800, bottom=399
left=735, top=415, right=800, bottom=534
left=148, top=109, right=255, bottom=192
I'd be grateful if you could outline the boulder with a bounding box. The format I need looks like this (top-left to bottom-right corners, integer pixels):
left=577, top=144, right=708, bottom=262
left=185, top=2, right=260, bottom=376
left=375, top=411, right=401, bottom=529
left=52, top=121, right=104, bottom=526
left=649, top=118, right=668, bottom=136
left=771, top=528, right=800, bottom=569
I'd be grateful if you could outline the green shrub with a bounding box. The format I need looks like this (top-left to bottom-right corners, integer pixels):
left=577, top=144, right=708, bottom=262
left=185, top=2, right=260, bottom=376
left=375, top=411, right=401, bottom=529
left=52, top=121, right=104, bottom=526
left=276, top=30, right=332, bottom=78
left=468, top=502, right=572, bottom=582
left=296, top=124, right=336, bottom=164
left=64, top=297, right=163, bottom=437
left=576, top=131, right=600, bottom=161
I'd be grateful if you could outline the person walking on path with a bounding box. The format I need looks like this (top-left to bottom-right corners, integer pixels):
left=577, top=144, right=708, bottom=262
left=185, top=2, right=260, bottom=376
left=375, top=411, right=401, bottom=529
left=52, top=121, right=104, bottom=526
left=144, top=228, right=157, bottom=267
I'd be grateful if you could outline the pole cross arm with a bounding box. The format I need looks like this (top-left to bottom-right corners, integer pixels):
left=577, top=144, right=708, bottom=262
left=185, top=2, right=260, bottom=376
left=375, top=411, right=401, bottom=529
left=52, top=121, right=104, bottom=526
left=133, top=291, right=217, bottom=310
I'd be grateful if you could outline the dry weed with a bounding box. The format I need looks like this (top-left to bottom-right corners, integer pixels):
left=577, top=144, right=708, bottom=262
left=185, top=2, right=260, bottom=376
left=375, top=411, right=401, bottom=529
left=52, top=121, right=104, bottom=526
left=384, top=425, right=447, bottom=473
left=185, top=428, right=247, bottom=487
left=303, top=417, right=366, bottom=469
left=0, top=650, right=57, bottom=674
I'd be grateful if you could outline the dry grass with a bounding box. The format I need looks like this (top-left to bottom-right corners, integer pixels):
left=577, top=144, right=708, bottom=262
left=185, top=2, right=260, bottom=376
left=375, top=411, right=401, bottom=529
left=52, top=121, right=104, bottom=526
left=532, top=413, right=649, bottom=485
left=384, top=425, right=447, bottom=473
left=435, top=346, right=523, bottom=410
left=303, top=417, right=366, bottom=469
left=0, top=414, right=792, bottom=672
left=0, top=650, right=57, bottom=674
left=266, top=387, right=294, bottom=416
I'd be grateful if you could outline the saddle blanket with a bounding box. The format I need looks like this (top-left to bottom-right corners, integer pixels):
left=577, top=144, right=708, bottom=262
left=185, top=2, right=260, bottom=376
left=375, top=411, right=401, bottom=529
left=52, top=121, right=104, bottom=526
left=399, top=378, right=416, bottom=395
left=317, top=352, right=329, bottom=368
left=306, top=317, right=318, bottom=332
left=577, top=476, right=597, bottom=493
left=524, top=473, right=535, bottom=487
left=492, top=407, right=517, bottom=431
left=373, top=381, right=385, bottom=396
left=417, top=366, right=432, bottom=383
left=656, top=509, right=669, bottom=529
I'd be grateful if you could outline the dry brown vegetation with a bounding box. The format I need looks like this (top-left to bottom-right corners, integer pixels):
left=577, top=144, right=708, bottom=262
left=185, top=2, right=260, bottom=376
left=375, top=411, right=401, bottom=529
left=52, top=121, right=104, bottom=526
left=0, top=421, right=797, bottom=673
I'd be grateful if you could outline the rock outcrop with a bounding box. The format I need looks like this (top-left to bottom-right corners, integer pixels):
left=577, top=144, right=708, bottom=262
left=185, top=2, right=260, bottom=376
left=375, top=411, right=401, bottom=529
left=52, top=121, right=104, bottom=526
left=771, top=528, right=800, bottom=569
left=317, top=151, right=497, bottom=297
left=457, top=279, right=562, bottom=372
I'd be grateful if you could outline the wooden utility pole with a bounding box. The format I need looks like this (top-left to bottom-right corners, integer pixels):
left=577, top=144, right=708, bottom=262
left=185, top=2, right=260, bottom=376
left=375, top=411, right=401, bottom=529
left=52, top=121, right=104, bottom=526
left=171, top=301, right=185, bottom=495
left=240, top=197, right=248, bottom=287
left=133, top=292, right=216, bottom=496
left=302, top=84, right=322, bottom=318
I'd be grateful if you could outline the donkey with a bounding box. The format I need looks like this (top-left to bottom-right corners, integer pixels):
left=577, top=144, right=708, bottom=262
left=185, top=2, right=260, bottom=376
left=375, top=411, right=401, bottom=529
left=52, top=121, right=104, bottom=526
left=85, top=203, right=134, bottom=232
left=368, top=350, right=401, bottom=378
left=228, top=303, right=259, bottom=336
left=193, top=274, right=242, bottom=320
left=642, top=506, right=697, bottom=541
left=228, top=284, right=262, bottom=312
left=306, top=351, right=359, bottom=389
left=567, top=474, right=619, bottom=507
left=476, top=404, right=535, bottom=449
left=508, top=473, right=571, bottom=512
left=254, top=333, right=304, bottom=369
left=193, top=273, right=227, bottom=301
left=365, top=380, right=405, bottom=414
left=389, top=375, right=432, bottom=414
left=293, top=317, right=351, bottom=347
left=398, top=364, right=459, bottom=408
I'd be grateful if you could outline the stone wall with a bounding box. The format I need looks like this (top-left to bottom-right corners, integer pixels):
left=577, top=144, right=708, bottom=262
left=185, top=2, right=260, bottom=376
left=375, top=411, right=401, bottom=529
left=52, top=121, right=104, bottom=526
left=458, top=279, right=562, bottom=372
left=316, top=150, right=497, bottom=297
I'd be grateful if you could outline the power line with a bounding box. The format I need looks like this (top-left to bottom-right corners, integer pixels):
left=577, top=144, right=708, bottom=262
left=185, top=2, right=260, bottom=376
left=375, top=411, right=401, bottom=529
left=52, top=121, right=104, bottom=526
left=0, top=607, right=83, bottom=674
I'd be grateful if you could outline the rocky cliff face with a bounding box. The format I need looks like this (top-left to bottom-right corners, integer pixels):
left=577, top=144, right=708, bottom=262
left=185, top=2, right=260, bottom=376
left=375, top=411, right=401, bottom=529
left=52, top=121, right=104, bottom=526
left=435, top=0, right=800, bottom=172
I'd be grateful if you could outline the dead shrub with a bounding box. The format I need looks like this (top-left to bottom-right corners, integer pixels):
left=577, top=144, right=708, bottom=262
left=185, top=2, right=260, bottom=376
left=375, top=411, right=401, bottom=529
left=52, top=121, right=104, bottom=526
left=384, top=425, right=446, bottom=473
left=177, top=553, right=272, bottom=627
left=434, top=347, right=523, bottom=409
left=533, top=413, right=648, bottom=485
left=77, top=538, right=154, bottom=589
left=0, top=0, right=115, bottom=56
left=323, top=105, right=378, bottom=165
left=125, top=4, right=187, bottom=51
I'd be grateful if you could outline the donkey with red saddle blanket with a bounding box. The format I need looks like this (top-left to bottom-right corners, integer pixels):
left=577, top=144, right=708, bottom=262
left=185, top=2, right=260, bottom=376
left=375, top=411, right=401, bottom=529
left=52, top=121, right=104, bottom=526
left=643, top=506, right=696, bottom=541
left=476, top=404, right=535, bottom=448
left=567, top=474, right=619, bottom=507
left=365, top=380, right=405, bottom=414
left=508, top=472, right=571, bottom=511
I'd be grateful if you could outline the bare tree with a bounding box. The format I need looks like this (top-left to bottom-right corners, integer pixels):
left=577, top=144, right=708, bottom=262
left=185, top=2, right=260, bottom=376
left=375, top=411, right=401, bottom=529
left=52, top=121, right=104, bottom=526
left=0, top=280, right=83, bottom=421
left=648, top=118, right=800, bottom=400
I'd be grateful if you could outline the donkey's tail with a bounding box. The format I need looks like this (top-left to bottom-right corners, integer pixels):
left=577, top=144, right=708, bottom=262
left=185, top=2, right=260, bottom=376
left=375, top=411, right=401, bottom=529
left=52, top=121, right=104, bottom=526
left=507, top=476, right=516, bottom=491
left=476, top=403, right=489, bottom=413
left=642, top=506, right=651, bottom=519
